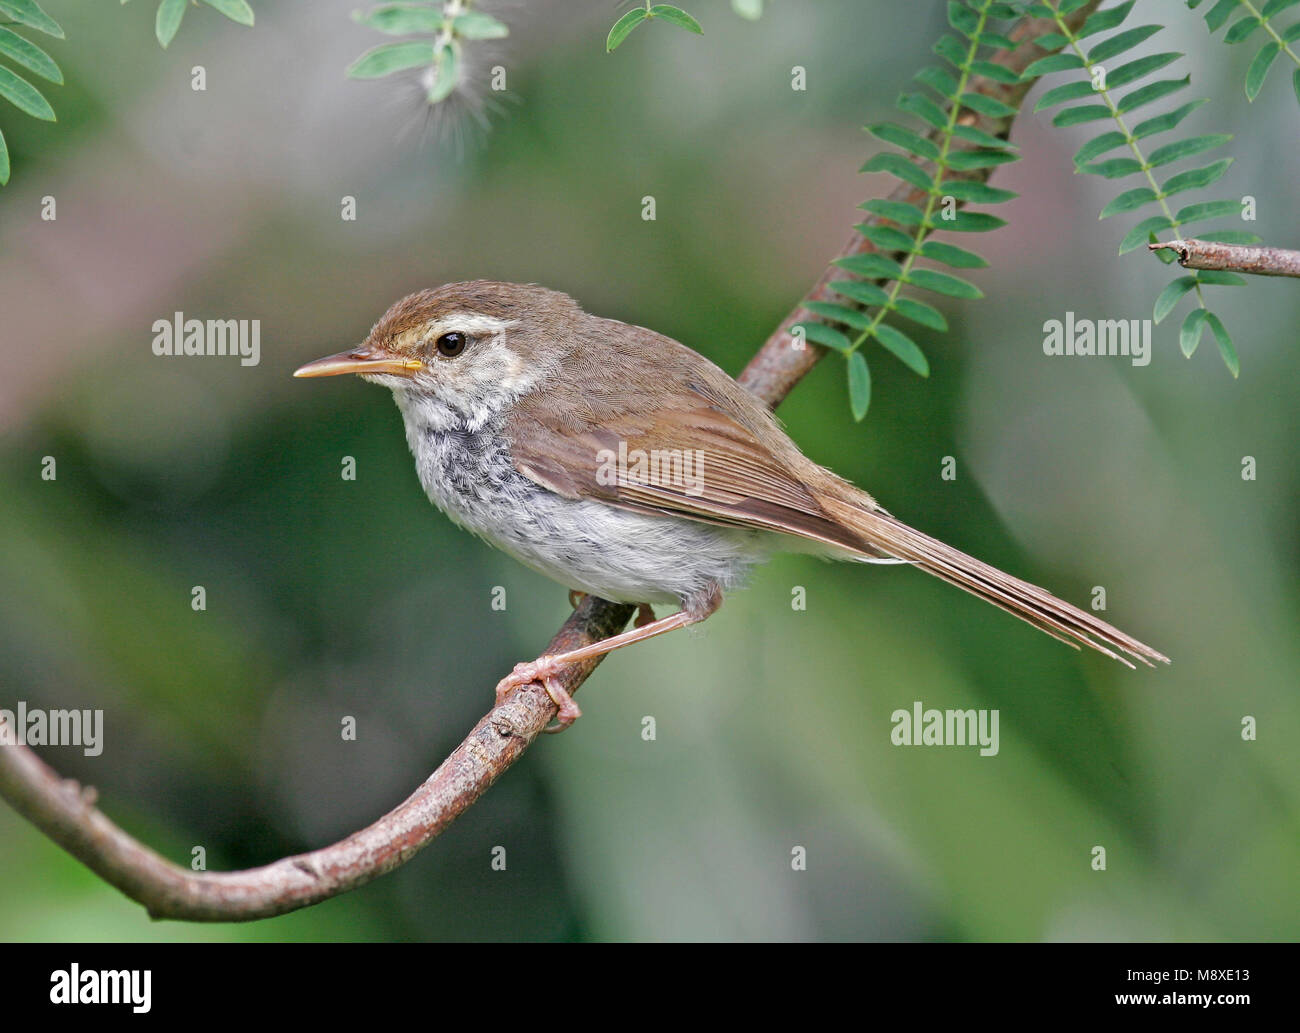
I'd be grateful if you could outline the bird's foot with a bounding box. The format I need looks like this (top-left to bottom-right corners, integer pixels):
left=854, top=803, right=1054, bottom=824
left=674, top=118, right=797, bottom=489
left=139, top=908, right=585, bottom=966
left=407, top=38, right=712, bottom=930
left=494, top=655, right=583, bottom=733
left=634, top=603, right=656, bottom=628
left=568, top=590, right=587, bottom=610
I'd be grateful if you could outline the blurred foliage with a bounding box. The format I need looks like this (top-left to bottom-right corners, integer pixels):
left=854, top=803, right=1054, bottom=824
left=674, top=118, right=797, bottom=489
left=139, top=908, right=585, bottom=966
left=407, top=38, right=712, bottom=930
left=0, top=0, right=1298, bottom=942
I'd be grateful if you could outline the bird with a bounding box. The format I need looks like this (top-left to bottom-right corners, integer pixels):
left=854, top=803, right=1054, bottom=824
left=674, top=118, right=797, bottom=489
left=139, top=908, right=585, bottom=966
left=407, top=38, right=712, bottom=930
left=294, top=281, right=1169, bottom=728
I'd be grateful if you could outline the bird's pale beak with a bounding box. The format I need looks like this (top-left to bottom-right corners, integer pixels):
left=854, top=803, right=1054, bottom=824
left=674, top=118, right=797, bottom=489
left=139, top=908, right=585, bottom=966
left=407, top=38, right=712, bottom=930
left=293, top=347, right=424, bottom=378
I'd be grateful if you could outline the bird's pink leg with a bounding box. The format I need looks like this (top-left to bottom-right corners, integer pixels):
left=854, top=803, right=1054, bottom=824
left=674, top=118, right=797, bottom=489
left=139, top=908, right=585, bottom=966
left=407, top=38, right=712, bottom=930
left=495, top=589, right=719, bottom=732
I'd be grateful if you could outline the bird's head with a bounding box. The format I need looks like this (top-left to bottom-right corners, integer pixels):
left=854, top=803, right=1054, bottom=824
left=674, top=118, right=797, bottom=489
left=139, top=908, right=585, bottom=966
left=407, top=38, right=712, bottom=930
left=294, top=281, right=582, bottom=419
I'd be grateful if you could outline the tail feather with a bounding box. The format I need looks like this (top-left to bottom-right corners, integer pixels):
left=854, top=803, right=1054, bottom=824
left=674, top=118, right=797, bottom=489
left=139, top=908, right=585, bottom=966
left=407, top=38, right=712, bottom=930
left=819, top=498, right=1170, bottom=668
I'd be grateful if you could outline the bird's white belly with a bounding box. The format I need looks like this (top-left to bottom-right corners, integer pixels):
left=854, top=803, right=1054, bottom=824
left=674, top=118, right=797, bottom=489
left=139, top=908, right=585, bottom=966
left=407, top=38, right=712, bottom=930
left=400, top=405, right=762, bottom=606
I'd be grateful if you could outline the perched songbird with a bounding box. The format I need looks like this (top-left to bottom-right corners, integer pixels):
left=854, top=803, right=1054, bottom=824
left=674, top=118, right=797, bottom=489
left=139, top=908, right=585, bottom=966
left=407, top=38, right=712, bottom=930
left=295, top=281, right=1168, bottom=726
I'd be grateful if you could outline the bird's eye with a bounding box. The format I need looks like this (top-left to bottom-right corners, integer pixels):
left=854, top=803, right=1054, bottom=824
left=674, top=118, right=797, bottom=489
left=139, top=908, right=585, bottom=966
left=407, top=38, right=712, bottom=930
left=436, top=331, right=466, bottom=358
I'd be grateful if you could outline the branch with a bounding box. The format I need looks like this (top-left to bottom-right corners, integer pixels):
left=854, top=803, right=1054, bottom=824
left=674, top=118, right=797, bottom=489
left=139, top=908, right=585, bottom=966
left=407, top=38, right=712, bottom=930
left=0, top=2, right=1101, bottom=922
left=1147, top=238, right=1300, bottom=279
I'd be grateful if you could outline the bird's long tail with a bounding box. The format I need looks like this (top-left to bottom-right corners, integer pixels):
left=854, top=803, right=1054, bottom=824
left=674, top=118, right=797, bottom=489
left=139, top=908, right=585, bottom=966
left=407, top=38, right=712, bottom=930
left=817, top=496, right=1169, bottom=668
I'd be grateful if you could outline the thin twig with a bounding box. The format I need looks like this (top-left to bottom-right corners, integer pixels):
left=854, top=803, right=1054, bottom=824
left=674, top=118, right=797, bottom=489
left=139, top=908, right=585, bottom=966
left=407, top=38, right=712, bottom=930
left=1148, top=238, right=1300, bottom=279
left=0, top=2, right=1100, bottom=923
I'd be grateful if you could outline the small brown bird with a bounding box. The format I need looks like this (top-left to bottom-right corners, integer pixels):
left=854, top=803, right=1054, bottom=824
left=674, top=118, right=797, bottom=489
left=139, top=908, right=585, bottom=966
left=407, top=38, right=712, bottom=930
left=295, top=281, right=1168, bottom=727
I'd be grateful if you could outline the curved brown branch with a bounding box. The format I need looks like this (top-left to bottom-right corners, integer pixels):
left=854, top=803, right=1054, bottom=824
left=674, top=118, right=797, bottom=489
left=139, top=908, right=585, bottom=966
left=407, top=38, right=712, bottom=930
left=0, top=2, right=1099, bottom=922
left=1148, top=238, right=1300, bottom=279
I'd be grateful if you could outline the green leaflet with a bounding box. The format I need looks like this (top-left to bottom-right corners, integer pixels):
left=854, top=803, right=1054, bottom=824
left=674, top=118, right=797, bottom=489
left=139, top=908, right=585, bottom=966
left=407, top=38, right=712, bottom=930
left=847, top=352, right=871, bottom=421
left=1030, top=2, right=1241, bottom=373
left=800, top=0, right=1026, bottom=414
left=347, top=40, right=436, bottom=79
left=1193, top=0, right=1300, bottom=107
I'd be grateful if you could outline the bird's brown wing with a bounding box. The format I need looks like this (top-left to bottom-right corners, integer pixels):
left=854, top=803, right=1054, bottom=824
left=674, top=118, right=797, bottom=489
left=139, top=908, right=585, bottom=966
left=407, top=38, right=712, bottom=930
left=503, top=322, right=878, bottom=555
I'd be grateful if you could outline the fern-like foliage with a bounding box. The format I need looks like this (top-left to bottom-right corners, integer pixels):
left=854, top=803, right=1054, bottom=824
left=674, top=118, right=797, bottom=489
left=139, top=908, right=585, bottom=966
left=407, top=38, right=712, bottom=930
left=0, top=0, right=63, bottom=187
left=1026, top=0, right=1254, bottom=375
left=1188, top=0, right=1300, bottom=103
left=607, top=4, right=703, bottom=52
left=348, top=1, right=508, bottom=105
left=122, top=0, right=255, bottom=50
left=793, top=0, right=1024, bottom=420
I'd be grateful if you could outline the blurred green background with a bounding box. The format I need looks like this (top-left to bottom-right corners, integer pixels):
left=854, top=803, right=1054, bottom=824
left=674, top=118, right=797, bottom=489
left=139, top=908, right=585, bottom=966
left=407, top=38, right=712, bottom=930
left=1, top=0, right=1297, bottom=941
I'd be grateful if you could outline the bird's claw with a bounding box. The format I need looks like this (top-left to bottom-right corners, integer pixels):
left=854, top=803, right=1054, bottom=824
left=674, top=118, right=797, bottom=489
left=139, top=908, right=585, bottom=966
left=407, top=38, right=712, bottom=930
left=494, top=655, right=583, bottom=733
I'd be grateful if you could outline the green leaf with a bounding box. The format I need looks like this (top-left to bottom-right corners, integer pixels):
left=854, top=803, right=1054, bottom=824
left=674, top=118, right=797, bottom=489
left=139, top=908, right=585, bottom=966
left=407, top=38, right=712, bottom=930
left=200, top=0, right=254, bottom=27
left=1224, top=15, right=1262, bottom=44
left=1118, top=215, right=1172, bottom=254
left=847, top=351, right=871, bottom=421
left=1263, top=0, right=1300, bottom=16
left=1099, top=186, right=1157, bottom=218
left=1131, top=98, right=1208, bottom=139
left=937, top=210, right=1007, bottom=232
left=1194, top=270, right=1248, bottom=286
left=936, top=179, right=1017, bottom=203
left=1083, top=157, right=1143, bottom=178
left=1146, top=133, right=1231, bottom=168
left=803, top=301, right=873, bottom=331
left=865, top=122, right=941, bottom=161
left=1087, top=24, right=1161, bottom=63
left=425, top=43, right=458, bottom=104
left=1117, top=76, right=1190, bottom=113
left=0, top=26, right=60, bottom=81
left=1160, top=158, right=1232, bottom=197
left=0, top=63, right=53, bottom=119
left=872, top=323, right=930, bottom=376
left=1180, top=308, right=1208, bottom=358
left=919, top=240, right=988, bottom=268
left=897, top=91, right=948, bottom=129
left=1052, top=104, right=1113, bottom=127
left=950, top=123, right=1018, bottom=150
left=606, top=8, right=647, bottom=51
left=1073, top=131, right=1129, bottom=167
left=835, top=253, right=904, bottom=279
left=1295, top=66, right=1300, bottom=105
left=830, top=280, right=891, bottom=307
left=1173, top=198, right=1239, bottom=224
left=947, top=0, right=979, bottom=36
left=0, top=0, right=63, bottom=39
left=1205, top=312, right=1238, bottom=376
left=1022, top=53, right=1085, bottom=77
left=861, top=198, right=927, bottom=226
left=944, top=148, right=1018, bottom=170
left=916, top=65, right=959, bottom=98
left=648, top=5, right=703, bottom=34
left=892, top=296, right=948, bottom=331
left=353, top=4, right=446, bottom=35
left=1105, top=52, right=1182, bottom=90
left=0, top=125, right=8, bottom=185
left=1153, top=276, right=1198, bottom=323
left=1245, top=41, right=1280, bottom=100
left=860, top=152, right=933, bottom=192
left=1204, top=0, right=1239, bottom=32
left=1035, top=80, right=1099, bottom=111
left=453, top=10, right=509, bottom=40
left=155, top=0, right=187, bottom=48
left=960, top=92, right=1018, bottom=118
left=906, top=268, right=982, bottom=299
left=792, top=321, right=851, bottom=352
left=933, top=33, right=968, bottom=68
left=1079, top=0, right=1137, bottom=37
left=347, top=40, right=435, bottom=78
left=967, top=60, right=1023, bottom=85
left=859, top=224, right=916, bottom=252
